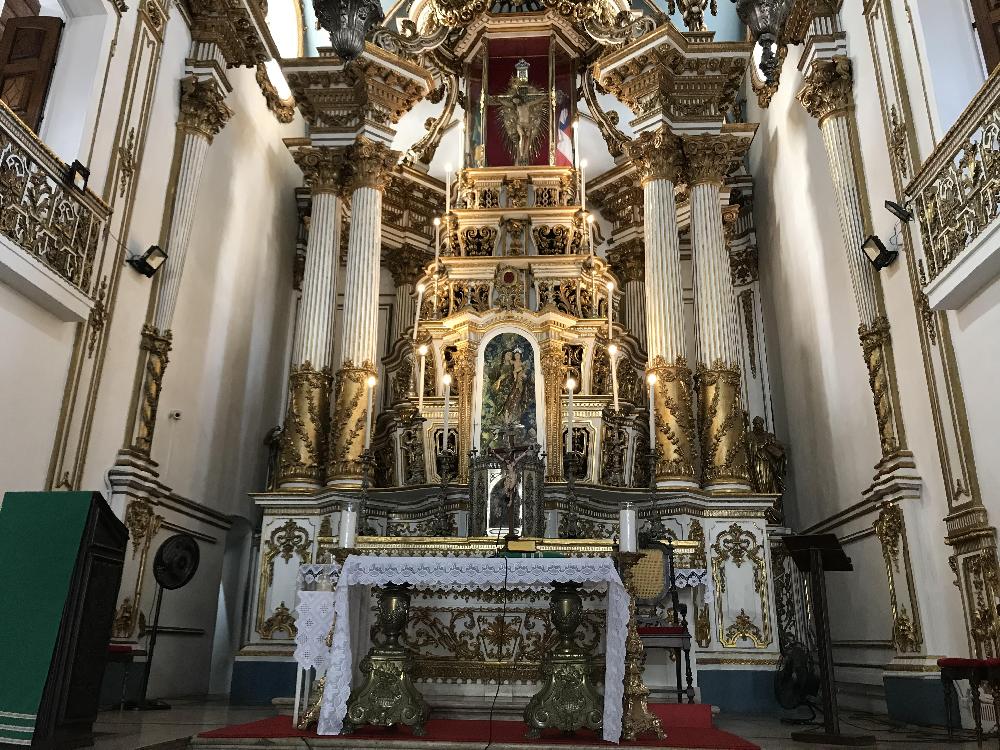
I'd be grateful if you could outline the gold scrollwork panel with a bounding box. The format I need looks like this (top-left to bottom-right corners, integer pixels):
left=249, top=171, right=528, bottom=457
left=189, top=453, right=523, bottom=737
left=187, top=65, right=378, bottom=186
left=255, top=519, right=313, bottom=640
left=710, top=523, right=772, bottom=649
left=277, top=363, right=332, bottom=486
left=112, top=499, right=163, bottom=639
left=695, top=364, right=749, bottom=486
left=873, top=503, right=923, bottom=653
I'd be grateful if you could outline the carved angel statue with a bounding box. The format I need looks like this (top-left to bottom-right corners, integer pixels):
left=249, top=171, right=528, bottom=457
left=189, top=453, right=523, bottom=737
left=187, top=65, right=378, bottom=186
left=668, top=0, right=717, bottom=31
left=490, top=61, right=550, bottom=165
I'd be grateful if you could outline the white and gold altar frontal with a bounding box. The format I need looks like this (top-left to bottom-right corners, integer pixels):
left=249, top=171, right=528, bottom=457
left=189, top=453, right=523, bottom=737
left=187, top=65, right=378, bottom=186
left=243, top=0, right=789, bottom=705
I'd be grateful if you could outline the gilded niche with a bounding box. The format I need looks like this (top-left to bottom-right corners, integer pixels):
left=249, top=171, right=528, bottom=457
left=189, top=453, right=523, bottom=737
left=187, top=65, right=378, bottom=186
left=480, top=333, right=538, bottom=450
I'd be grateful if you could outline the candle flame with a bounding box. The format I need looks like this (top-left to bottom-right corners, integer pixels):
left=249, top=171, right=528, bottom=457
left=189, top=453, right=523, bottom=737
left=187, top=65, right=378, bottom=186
left=366, top=375, right=377, bottom=388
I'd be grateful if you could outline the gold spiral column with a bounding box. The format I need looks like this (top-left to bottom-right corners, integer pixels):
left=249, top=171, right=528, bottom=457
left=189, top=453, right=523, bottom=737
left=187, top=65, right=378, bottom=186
left=277, top=147, right=344, bottom=488
left=129, top=74, right=232, bottom=455
left=453, top=338, right=478, bottom=483
left=327, top=138, right=399, bottom=487
left=627, top=130, right=698, bottom=487
left=683, top=134, right=752, bottom=490
left=798, top=56, right=906, bottom=459
left=540, top=339, right=567, bottom=482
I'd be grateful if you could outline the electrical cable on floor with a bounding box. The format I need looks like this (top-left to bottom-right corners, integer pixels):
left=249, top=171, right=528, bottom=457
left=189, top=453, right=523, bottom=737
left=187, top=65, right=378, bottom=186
left=838, top=709, right=986, bottom=744
left=484, top=519, right=509, bottom=750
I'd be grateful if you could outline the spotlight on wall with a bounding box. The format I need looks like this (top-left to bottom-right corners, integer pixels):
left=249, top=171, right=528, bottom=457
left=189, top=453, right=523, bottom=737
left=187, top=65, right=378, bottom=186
left=884, top=199, right=914, bottom=223
left=65, top=160, right=90, bottom=191
left=862, top=235, right=898, bottom=271
left=127, top=245, right=168, bottom=278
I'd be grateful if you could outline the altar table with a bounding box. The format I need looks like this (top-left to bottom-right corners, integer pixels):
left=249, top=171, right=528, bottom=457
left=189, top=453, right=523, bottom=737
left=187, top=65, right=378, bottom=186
left=314, top=555, right=630, bottom=742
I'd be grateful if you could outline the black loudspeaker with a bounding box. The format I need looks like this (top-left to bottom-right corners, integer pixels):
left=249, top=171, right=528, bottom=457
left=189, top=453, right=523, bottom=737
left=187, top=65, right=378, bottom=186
left=129, top=534, right=200, bottom=711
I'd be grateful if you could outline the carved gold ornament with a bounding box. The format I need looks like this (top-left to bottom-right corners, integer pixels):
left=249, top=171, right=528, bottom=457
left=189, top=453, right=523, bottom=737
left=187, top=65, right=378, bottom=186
left=291, top=146, right=344, bottom=193
left=712, top=523, right=771, bottom=648
left=647, top=355, right=698, bottom=483
left=256, top=520, right=312, bottom=639
left=797, top=55, right=854, bottom=124
left=255, top=63, right=295, bottom=124
left=178, top=76, right=233, bottom=141
left=682, top=134, right=750, bottom=186
left=858, top=316, right=899, bottom=457
left=132, top=325, right=172, bottom=456
left=627, top=130, right=683, bottom=186
left=345, top=138, right=399, bottom=193
left=113, top=499, right=163, bottom=638
left=276, top=362, right=332, bottom=487
left=873, top=503, right=923, bottom=654
left=695, top=363, right=749, bottom=485
left=328, top=360, right=378, bottom=481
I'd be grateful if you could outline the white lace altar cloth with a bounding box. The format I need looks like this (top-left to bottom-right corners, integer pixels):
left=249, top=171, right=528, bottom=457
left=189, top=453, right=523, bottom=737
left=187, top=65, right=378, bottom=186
left=674, top=568, right=713, bottom=602
left=294, top=564, right=341, bottom=672
left=317, top=555, right=629, bottom=743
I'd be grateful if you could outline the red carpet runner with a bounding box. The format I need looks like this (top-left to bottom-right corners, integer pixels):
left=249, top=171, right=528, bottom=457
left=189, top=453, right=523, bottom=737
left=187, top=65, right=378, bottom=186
left=199, top=704, right=758, bottom=749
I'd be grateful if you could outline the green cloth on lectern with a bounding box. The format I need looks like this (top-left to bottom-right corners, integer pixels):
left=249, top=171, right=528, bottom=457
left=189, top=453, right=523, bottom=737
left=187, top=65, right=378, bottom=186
left=0, top=492, right=93, bottom=745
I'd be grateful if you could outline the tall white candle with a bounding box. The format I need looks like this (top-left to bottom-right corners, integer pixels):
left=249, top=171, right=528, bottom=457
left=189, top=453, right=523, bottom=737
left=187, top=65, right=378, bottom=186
left=364, top=375, right=377, bottom=450
left=434, top=216, right=441, bottom=264
left=573, top=117, right=580, bottom=169
left=607, top=280, right=615, bottom=340
left=413, top=283, right=425, bottom=341
left=459, top=123, right=465, bottom=169
left=565, top=377, right=576, bottom=455
left=445, top=163, right=452, bottom=214
left=442, top=373, right=452, bottom=445
left=647, top=372, right=657, bottom=448
left=619, top=504, right=638, bottom=553
left=609, top=343, right=620, bottom=413
left=339, top=502, right=358, bottom=548
left=580, top=158, right=587, bottom=213
left=417, top=344, right=428, bottom=413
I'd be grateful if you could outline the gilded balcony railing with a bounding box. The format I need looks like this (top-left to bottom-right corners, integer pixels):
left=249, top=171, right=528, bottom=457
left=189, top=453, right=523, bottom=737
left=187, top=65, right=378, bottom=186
left=907, top=67, right=1000, bottom=286
left=0, top=101, right=109, bottom=298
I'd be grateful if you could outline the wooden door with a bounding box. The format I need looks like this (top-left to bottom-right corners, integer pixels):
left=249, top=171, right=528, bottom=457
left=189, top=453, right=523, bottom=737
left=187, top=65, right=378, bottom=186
left=0, top=15, right=61, bottom=131
left=971, top=0, right=1000, bottom=71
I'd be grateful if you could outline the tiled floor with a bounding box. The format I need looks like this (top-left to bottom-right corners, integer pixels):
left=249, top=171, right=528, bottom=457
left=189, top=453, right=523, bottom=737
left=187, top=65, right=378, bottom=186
left=87, top=698, right=992, bottom=749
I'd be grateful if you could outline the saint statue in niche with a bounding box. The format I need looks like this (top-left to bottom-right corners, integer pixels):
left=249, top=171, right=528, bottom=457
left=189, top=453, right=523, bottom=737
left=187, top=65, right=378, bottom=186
left=481, top=333, right=537, bottom=450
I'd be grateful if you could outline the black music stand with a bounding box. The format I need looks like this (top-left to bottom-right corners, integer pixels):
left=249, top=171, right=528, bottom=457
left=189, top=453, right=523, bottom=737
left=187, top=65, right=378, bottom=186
left=782, top=534, right=875, bottom=747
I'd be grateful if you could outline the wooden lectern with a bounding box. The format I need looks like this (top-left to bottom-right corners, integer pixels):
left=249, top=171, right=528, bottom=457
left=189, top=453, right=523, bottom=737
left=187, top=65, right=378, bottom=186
left=782, top=534, right=875, bottom=747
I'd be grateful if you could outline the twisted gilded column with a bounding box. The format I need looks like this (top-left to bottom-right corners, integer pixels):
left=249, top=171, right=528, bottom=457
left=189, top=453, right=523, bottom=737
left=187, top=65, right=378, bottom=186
left=385, top=245, right=430, bottom=343
left=609, top=239, right=646, bottom=350
left=327, top=138, right=399, bottom=486
left=626, top=130, right=697, bottom=487
left=798, top=56, right=904, bottom=457
left=276, top=147, right=344, bottom=488
left=130, top=75, right=232, bottom=454
left=540, top=339, right=567, bottom=482
left=453, top=339, right=478, bottom=483
left=684, top=134, right=751, bottom=490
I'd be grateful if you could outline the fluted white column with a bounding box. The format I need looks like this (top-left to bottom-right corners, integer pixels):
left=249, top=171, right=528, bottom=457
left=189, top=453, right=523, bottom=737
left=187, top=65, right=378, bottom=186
left=690, top=183, right=742, bottom=369
left=799, top=55, right=902, bottom=457
left=627, top=130, right=697, bottom=486
left=339, top=185, right=382, bottom=366
left=328, top=139, right=398, bottom=486
left=130, top=74, right=231, bottom=456
left=292, top=190, right=341, bottom=369
left=276, top=146, right=344, bottom=488
left=643, top=178, right=686, bottom=364
left=684, top=134, right=751, bottom=489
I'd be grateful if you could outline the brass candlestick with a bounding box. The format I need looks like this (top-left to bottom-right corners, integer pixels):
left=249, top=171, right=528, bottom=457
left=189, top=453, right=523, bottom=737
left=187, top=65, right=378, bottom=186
left=616, top=551, right=666, bottom=742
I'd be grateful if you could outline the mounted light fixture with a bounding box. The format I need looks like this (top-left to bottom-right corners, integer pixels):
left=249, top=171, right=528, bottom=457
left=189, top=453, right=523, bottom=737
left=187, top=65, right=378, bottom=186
left=885, top=199, right=914, bottom=223
left=65, top=160, right=90, bottom=191
left=862, top=235, right=898, bottom=271
left=127, top=245, right=168, bottom=278
left=313, top=0, right=384, bottom=61
left=730, top=0, right=794, bottom=85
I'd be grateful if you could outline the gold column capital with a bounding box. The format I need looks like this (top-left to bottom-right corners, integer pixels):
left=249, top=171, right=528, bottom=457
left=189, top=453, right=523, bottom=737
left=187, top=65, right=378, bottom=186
left=178, top=75, right=233, bottom=141
left=291, top=146, right=346, bottom=194
left=681, top=133, right=750, bottom=186
left=797, top=55, right=854, bottom=124
left=346, top=137, right=399, bottom=193
left=384, top=244, right=431, bottom=288
left=627, top=129, right=683, bottom=186
left=609, top=238, right=645, bottom=284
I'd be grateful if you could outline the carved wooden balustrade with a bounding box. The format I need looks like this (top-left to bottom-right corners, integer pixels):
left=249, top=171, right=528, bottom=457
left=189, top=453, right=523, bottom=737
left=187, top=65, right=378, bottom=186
left=907, top=67, right=1000, bottom=292
left=0, top=101, right=109, bottom=298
